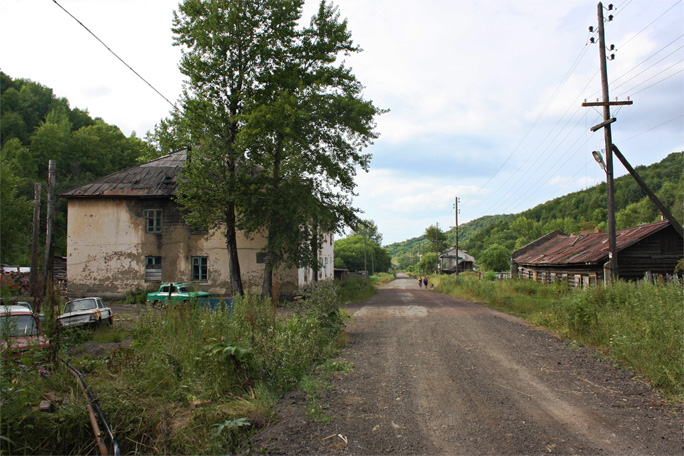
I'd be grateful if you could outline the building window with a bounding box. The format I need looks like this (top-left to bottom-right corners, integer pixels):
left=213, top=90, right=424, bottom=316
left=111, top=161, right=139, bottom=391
left=192, top=256, right=208, bottom=281
left=145, top=256, right=162, bottom=282
left=144, top=209, right=162, bottom=233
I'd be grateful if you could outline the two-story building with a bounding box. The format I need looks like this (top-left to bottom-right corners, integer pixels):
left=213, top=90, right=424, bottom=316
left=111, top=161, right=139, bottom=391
left=59, top=149, right=334, bottom=299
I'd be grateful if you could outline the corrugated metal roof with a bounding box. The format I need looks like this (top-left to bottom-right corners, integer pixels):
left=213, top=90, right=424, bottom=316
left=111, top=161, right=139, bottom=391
left=513, top=220, right=672, bottom=266
left=60, top=149, right=187, bottom=198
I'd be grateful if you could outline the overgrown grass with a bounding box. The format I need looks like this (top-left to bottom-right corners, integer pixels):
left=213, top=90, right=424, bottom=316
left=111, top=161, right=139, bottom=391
left=337, top=275, right=377, bottom=303
left=370, top=272, right=395, bottom=287
left=1, top=280, right=349, bottom=454
left=435, top=273, right=684, bottom=400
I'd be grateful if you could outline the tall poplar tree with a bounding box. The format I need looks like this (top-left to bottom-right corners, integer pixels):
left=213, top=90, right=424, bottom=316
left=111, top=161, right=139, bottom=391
left=240, top=1, right=384, bottom=297
left=172, top=0, right=302, bottom=296
left=172, top=0, right=383, bottom=298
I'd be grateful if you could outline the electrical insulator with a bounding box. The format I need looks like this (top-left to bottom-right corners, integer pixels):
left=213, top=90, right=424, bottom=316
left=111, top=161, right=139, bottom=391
left=608, top=14, right=613, bottom=21
left=609, top=44, right=615, bottom=50
left=590, top=37, right=596, bottom=44
left=589, top=26, right=594, bottom=32
left=607, top=4, right=613, bottom=10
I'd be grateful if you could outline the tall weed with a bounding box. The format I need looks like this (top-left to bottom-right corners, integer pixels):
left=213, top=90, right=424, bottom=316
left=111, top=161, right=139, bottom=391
left=2, top=281, right=348, bottom=455
left=435, top=274, right=683, bottom=399
left=553, top=280, right=683, bottom=395
left=337, top=276, right=377, bottom=303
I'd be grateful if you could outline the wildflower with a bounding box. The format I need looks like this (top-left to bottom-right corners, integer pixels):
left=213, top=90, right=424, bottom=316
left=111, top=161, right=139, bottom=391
left=38, top=367, right=50, bottom=378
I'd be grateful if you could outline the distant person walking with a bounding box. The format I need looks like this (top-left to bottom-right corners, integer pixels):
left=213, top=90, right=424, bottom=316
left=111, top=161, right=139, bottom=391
left=418, top=277, right=423, bottom=288
left=423, top=277, right=428, bottom=288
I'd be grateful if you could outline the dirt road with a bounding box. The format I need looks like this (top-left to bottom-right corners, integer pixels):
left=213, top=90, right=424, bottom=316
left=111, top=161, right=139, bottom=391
left=252, top=274, right=682, bottom=455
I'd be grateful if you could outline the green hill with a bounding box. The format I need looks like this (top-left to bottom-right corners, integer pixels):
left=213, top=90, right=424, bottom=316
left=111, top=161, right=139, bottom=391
left=387, top=152, right=684, bottom=270
left=1, top=71, right=154, bottom=265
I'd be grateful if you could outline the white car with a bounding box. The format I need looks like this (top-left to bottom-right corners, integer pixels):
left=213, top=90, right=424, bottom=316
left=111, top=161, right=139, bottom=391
left=58, top=297, right=113, bottom=328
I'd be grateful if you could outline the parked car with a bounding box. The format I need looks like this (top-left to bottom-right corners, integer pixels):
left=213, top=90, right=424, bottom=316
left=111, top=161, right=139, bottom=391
left=1, top=305, right=50, bottom=356
left=147, top=283, right=211, bottom=305
left=58, top=297, right=113, bottom=328
left=16, top=301, right=45, bottom=326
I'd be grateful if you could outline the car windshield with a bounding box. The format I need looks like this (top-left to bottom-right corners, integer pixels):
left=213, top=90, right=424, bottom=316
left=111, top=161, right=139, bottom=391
left=1, top=315, right=39, bottom=337
left=64, top=299, right=97, bottom=313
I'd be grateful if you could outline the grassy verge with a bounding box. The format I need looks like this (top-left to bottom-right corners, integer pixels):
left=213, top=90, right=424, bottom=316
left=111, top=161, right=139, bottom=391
left=370, top=272, right=395, bottom=287
left=1, top=279, right=356, bottom=455
left=337, top=275, right=377, bottom=303
left=435, top=273, right=684, bottom=401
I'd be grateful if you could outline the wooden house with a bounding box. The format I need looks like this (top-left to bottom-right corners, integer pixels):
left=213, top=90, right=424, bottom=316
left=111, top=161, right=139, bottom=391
left=511, top=220, right=683, bottom=287
left=439, top=247, right=475, bottom=274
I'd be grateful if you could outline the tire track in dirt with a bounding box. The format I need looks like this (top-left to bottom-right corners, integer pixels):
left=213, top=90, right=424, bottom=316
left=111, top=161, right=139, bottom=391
left=251, top=275, right=682, bottom=455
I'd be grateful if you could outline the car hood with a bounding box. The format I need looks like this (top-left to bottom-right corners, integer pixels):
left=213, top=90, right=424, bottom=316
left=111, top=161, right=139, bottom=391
left=58, top=309, right=109, bottom=319
left=1, top=334, right=50, bottom=355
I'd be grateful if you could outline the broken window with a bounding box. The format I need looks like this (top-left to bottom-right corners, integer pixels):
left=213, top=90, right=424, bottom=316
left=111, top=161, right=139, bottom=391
left=145, top=256, right=162, bottom=282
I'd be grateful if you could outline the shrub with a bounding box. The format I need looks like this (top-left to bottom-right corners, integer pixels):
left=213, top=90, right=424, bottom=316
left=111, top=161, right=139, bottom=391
left=337, top=276, right=377, bottom=303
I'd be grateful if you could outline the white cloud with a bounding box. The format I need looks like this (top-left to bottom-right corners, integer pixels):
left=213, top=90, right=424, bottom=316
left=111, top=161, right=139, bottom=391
left=2, top=0, right=681, bottom=246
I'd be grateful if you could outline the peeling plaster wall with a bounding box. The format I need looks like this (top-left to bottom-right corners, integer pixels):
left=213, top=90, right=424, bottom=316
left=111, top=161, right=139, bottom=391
left=67, top=198, right=145, bottom=298
left=66, top=197, right=318, bottom=299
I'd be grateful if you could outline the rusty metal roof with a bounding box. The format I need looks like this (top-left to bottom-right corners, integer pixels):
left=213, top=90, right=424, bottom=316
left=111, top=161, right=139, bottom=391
left=513, top=220, right=672, bottom=266
left=60, top=149, right=187, bottom=198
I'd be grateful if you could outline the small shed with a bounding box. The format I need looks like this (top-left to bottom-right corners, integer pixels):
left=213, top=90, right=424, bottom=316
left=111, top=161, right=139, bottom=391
left=511, top=220, right=683, bottom=287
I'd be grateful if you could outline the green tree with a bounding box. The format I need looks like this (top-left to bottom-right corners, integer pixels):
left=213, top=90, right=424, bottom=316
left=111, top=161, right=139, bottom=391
left=241, top=1, right=382, bottom=296
left=334, top=235, right=390, bottom=273
left=479, top=244, right=510, bottom=271
left=424, top=224, right=448, bottom=254
left=171, top=0, right=294, bottom=296
left=353, top=219, right=383, bottom=245
left=173, top=0, right=382, bottom=297
left=417, top=252, right=438, bottom=275
left=0, top=142, right=32, bottom=264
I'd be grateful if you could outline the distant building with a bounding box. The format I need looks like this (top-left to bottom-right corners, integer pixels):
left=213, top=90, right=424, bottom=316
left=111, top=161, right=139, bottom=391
left=439, top=247, right=475, bottom=274
left=510, top=220, right=683, bottom=287
left=59, top=149, right=333, bottom=299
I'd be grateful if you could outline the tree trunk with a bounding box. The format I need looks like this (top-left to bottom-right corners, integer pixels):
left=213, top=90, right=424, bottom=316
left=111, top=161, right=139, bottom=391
left=261, top=136, right=283, bottom=298
left=261, top=252, right=274, bottom=299
left=311, top=227, right=319, bottom=283
left=225, top=202, right=243, bottom=296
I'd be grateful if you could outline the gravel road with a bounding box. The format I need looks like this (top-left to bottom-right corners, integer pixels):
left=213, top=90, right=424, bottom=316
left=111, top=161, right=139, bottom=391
left=252, top=274, right=682, bottom=455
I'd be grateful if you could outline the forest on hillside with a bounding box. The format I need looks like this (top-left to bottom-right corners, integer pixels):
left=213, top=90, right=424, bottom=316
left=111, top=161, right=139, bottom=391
left=0, top=72, right=154, bottom=265
left=389, top=152, right=684, bottom=271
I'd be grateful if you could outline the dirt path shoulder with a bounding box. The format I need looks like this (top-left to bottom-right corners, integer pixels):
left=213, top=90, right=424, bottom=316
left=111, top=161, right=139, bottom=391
left=251, top=274, right=682, bottom=455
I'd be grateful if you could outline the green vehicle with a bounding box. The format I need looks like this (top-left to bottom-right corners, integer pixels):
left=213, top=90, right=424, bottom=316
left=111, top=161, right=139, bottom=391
left=146, top=283, right=211, bottom=305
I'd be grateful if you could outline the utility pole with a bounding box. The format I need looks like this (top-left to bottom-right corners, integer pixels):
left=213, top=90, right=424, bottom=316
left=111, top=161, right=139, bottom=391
left=29, top=183, right=41, bottom=299
left=454, top=197, right=460, bottom=276
left=42, top=160, right=56, bottom=296
left=582, top=2, right=632, bottom=284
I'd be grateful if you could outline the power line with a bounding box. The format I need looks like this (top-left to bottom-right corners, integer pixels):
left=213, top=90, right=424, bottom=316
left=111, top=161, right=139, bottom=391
left=617, top=60, right=684, bottom=98
left=618, top=0, right=682, bottom=50
left=619, top=114, right=684, bottom=143
left=612, top=0, right=635, bottom=18
left=612, top=47, right=684, bottom=93
left=611, top=34, right=684, bottom=85
left=482, top=71, right=601, bottom=215
left=621, top=65, right=684, bottom=96
left=477, top=42, right=593, bottom=193
left=52, top=0, right=177, bottom=111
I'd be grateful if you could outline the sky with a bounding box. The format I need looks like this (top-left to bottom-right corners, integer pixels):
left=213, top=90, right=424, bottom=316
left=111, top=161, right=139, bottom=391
left=2, top=0, right=683, bottom=245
